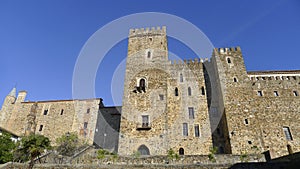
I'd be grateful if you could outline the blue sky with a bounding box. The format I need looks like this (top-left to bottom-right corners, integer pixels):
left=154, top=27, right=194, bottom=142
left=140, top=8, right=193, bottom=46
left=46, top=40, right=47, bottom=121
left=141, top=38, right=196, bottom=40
left=1, top=0, right=300, bottom=106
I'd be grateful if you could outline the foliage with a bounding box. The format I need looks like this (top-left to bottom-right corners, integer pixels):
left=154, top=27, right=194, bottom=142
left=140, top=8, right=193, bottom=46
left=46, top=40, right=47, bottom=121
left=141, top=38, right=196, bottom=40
left=167, top=148, right=179, bottom=161
left=240, top=152, right=249, bottom=162
left=0, top=131, right=16, bottom=164
left=208, top=146, right=217, bottom=163
left=56, top=132, right=79, bottom=157
left=14, top=134, right=51, bottom=169
left=97, top=149, right=118, bottom=162
left=131, top=150, right=141, bottom=158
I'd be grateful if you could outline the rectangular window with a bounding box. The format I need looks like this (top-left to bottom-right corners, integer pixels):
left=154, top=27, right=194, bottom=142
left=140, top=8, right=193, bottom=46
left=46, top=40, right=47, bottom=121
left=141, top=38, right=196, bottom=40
left=39, top=125, right=43, bottom=131
left=274, top=91, right=279, bottom=96
left=60, top=109, right=64, bottom=115
left=84, top=122, right=88, bottom=129
left=188, top=107, right=195, bottom=119
left=194, top=124, right=200, bottom=137
left=43, top=109, right=48, bottom=115
left=142, top=115, right=149, bottom=127
left=283, top=127, right=293, bottom=141
left=257, top=91, right=263, bottom=96
left=159, top=94, right=164, bottom=100
left=293, top=91, right=298, bottom=96
left=183, top=123, right=188, bottom=136
left=244, top=119, right=249, bottom=125
left=87, top=108, right=90, bottom=114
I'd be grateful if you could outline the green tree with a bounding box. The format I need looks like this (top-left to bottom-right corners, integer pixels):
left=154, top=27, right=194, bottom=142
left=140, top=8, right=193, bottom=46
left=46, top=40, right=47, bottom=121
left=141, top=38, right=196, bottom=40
left=15, top=134, right=51, bottom=169
left=208, top=146, right=218, bottom=163
left=0, top=131, right=16, bottom=164
left=56, top=132, right=79, bottom=157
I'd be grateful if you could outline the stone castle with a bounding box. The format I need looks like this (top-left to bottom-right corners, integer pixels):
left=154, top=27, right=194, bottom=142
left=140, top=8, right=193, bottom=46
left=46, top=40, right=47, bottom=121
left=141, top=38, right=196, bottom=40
left=0, top=26, right=299, bottom=160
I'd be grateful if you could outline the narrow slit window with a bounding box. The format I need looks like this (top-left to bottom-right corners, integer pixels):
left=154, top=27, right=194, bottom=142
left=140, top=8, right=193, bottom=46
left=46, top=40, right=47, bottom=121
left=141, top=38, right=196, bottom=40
left=227, top=58, right=231, bottom=64
left=183, top=123, right=188, bottom=136
left=194, top=124, right=200, bottom=137
left=147, top=51, right=151, bottom=58
left=188, top=87, right=192, bottom=96
left=293, top=91, right=298, bottom=96
left=87, top=108, right=90, bottom=114
left=201, top=86, right=205, bottom=95
left=188, top=107, right=195, bottom=119
left=274, top=91, right=279, bottom=96
left=60, top=109, right=64, bottom=115
left=283, top=127, right=293, bottom=141
left=233, top=78, right=237, bottom=82
left=175, top=87, right=179, bottom=96
left=180, top=73, right=183, bottom=82
left=43, top=109, right=48, bottom=115
left=244, top=119, right=248, bottom=125
left=39, top=125, right=43, bottom=131
left=257, top=91, right=263, bottom=96
left=84, top=122, right=88, bottom=129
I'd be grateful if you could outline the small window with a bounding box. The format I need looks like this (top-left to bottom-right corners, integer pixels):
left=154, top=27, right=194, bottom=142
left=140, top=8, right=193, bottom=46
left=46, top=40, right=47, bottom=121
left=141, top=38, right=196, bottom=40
left=233, top=77, right=237, bottom=82
left=87, top=108, right=90, bottom=114
left=274, top=91, right=279, bottom=96
left=183, top=123, right=188, bottom=136
left=142, top=115, right=149, bottom=127
left=293, top=91, right=298, bottom=96
left=248, top=141, right=252, bottom=144
left=39, top=125, right=43, bottom=131
left=139, top=78, right=146, bottom=92
left=43, top=109, right=48, bottom=115
left=179, top=148, right=184, bottom=155
left=175, top=87, right=179, bottom=96
left=159, top=94, right=164, bottom=100
left=84, top=122, right=88, bottom=129
left=257, top=91, right=263, bottom=96
left=149, top=37, right=152, bottom=41
left=194, top=124, right=200, bottom=137
left=180, top=73, right=183, bottom=82
left=244, top=119, right=249, bottom=125
left=227, top=58, right=231, bottom=64
left=201, top=86, right=205, bottom=95
left=60, top=109, right=64, bottom=115
left=188, top=87, right=192, bottom=96
left=286, top=76, right=290, bottom=80
left=147, top=51, right=151, bottom=58
left=283, top=127, right=293, bottom=141
left=188, top=107, right=195, bottom=119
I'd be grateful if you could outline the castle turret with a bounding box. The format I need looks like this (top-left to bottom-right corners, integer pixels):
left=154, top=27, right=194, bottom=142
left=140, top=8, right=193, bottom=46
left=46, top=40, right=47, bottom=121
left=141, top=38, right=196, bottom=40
left=16, top=90, right=27, bottom=103
left=0, top=87, right=17, bottom=127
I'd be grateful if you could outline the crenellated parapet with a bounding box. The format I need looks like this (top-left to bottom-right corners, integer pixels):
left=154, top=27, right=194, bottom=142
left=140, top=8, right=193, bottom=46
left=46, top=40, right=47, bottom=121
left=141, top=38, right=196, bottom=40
left=213, top=46, right=241, bottom=56
left=129, top=26, right=166, bottom=38
left=170, top=58, right=210, bottom=66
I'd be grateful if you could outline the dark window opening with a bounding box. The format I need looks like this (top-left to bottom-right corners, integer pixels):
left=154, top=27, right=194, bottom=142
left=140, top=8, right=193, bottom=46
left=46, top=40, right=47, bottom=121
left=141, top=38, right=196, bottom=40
left=188, top=87, right=192, bottom=96
left=257, top=91, right=263, bottom=96
left=139, top=79, right=146, bottom=92
left=39, top=125, right=43, bottom=131
left=87, top=108, right=90, bottom=114
left=84, top=122, right=88, bottom=129
left=183, top=123, right=188, bottom=136
left=180, top=73, right=183, bottom=82
left=179, top=148, right=184, bottom=155
left=293, top=91, right=298, bottom=96
left=233, top=78, right=237, bottom=82
left=43, top=109, right=48, bottom=115
left=245, top=119, right=249, bottom=125
left=201, top=86, right=205, bottom=95
left=283, top=127, right=293, bottom=141
left=60, top=109, right=64, bottom=115
left=175, top=87, right=179, bottom=96
left=219, top=146, right=224, bottom=154
left=147, top=51, right=151, bottom=58
left=188, top=107, right=195, bottom=119
left=227, top=58, right=231, bottom=64
left=274, top=91, right=279, bottom=96
left=149, top=38, right=152, bottom=41
left=142, top=115, right=149, bottom=127
left=159, top=94, right=164, bottom=100
left=217, top=128, right=221, bottom=135
left=194, top=124, right=200, bottom=137
left=248, top=141, right=252, bottom=144
left=138, top=145, right=150, bottom=155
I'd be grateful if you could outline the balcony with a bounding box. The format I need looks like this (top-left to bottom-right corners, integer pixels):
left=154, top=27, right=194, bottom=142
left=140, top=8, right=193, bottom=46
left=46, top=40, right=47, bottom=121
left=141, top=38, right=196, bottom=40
left=136, top=123, right=151, bottom=130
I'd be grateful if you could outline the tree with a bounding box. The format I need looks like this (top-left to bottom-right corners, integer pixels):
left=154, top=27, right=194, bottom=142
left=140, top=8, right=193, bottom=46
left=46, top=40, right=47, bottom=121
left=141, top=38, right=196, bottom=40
left=56, top=132, right=79, bottom=157
left=15, top=134, right=51, bottom=169
left=0, top=131, right=16, bottom=164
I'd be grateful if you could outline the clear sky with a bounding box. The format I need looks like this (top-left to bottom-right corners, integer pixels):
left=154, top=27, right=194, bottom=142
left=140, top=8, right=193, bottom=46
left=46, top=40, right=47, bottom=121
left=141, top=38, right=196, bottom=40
left=1, top=0, right=300, bottom=106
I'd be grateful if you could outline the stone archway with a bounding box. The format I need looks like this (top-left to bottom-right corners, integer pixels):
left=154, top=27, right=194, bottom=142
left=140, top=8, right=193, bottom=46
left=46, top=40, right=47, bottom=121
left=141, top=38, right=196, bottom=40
left=138, top=144, right=150, bottom=155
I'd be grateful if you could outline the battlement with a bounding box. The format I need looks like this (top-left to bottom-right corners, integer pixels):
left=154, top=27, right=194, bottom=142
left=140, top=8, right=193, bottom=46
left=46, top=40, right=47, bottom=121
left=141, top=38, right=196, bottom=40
left=248, top=71, right=300, bottom=82
left=213, top=46, right=241, bottom=55
left=129, top=26, right=166, bottom=37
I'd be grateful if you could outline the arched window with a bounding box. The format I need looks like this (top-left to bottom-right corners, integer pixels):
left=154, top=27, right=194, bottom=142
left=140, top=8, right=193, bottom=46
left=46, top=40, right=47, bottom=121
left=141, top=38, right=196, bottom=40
left=139, top=78, right=146, bottom=92
left=201, top=86, right=205, bottom=95
left=227, top=58, right=231, bottom=64
left=138, top=145, right=150, bottom=155
left=188, top=87, right=192, bottom=96
left=179, top=148, right=184, bottom=155
left=175, top=87, right=179, bottom=96
left=180, top=73, right=183, bottom=82
left=147, top=51, right=151, bottom=58
left=233, top=77, right=237, bottom=82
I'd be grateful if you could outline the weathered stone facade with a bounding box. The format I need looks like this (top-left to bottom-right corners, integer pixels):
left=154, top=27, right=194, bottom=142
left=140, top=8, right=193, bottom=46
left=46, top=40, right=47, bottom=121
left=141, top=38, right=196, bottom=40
left=0, top=26, right=299, bottom=159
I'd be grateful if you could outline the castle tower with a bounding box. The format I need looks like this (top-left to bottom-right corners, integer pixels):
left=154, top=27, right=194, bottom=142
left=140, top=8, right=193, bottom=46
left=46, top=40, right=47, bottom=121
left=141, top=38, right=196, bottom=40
left=0, top=87, right=17, bottom=127
left=118, top=26, right=212, bottom=156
